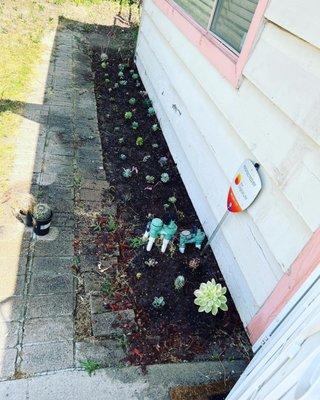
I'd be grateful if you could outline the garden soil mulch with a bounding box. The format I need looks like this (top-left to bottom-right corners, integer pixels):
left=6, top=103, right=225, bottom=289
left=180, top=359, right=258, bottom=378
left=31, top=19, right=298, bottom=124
left=86, top=48, right=251, bottom=367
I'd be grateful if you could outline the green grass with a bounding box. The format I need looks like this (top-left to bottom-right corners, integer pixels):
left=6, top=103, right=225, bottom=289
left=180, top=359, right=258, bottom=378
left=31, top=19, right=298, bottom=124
left=0, top=0, right=139, bottom=207
left=80, top=359, right=101, bottom=375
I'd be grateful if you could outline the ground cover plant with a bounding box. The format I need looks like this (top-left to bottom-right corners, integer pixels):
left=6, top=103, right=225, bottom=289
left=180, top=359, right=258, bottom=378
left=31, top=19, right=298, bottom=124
left=89, top=48, right=251, bottom=367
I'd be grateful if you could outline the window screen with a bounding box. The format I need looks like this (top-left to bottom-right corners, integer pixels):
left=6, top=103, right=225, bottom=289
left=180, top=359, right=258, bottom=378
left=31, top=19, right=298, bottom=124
left=174, top=0, right=215, bottom=28
left=210, top=0, right=259, bottom=53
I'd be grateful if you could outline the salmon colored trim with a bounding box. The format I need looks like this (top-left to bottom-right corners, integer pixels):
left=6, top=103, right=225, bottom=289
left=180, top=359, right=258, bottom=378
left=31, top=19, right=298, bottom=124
left=152, top=0, right=270, bottom=88
left=247, top=228, right=320, bottom=344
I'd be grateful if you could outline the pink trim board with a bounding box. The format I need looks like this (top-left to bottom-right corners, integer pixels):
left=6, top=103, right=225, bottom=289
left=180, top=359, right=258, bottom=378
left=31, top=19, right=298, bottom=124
left=153, top=0, right=270, bottom=88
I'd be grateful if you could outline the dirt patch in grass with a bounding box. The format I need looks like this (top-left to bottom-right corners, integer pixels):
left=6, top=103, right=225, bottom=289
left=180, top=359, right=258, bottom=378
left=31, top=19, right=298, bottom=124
left=90, top=47, right=251, bottom=367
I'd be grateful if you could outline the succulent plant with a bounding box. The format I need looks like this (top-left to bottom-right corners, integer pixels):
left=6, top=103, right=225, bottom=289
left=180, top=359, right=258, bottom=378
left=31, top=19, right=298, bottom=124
left=188, top=257, right=201, bottom=271
left=118, top=63, right=125, bottom=71
left=136, top=137, right=144, bottom=146
left=33, top=203, right=52, bottom=221
left=132, top=121, right=139, bottom=130
left=114, top=83, right=119, bottom=88
left=129, top=69, right=135, bottom=74
left=142, top=155, right=151, bottom=163
left=105, top=78, right=110, bottom=84
left=145, top=175, right=155, bottom=184
left=124, top=111, right=133, bottom=120
left=119, top=80, right=127, bottom=86
left=136, top=82, right=141, bottom=87
left=122, top=168, right=132, bottom=178
left=100, top=53, right=108, bottom=61
left=174, top=275, right=185, bottom=290
left=129, top=97, right=136, bottom=105
left=168, top=196, right=177, bottom=204
left=143, top=98, right=152, bottom=107
left=145, top=258, right=158, bottom=267
left=148, top=107, right=155, bottom=116
left=152, top=296, right=165, bottom=309
left=194, top=279, right=228, bottom=315
left=118, top=137, right=125, bottom=144
left=158, top=156, right=168, bottom=167
left=161, top=173, right=170, bottom=183
left=163, top=203, right=170, bottom=210
left=118, top=71, right=124, bottom=78
left=152, top=124, right=159, bottom=132
left=136, top=272, right=142, bottom=279
left=114, top=126, right=120, bottom=132
left=152, top=143, right=159, bottom=148
left=132, top=73, right=139, bottom=80
left=101, top=62, right=107, bottom=69
left=120, top=154, right=127, bottom=160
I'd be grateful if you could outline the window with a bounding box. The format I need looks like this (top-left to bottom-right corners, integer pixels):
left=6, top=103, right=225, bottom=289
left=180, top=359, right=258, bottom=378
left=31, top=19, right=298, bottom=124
left=174, top=0, right=259, bottom=53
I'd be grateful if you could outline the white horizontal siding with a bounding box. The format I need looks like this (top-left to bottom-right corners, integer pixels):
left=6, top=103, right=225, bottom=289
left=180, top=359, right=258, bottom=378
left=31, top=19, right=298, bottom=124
left=265, top=0, right=320, bottom=50
left=136, top=0, right=319, bottom=325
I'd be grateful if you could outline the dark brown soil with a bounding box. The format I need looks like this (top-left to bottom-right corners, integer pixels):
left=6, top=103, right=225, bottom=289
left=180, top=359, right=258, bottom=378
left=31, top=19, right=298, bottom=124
left=91, top=49, right=251, bottom=366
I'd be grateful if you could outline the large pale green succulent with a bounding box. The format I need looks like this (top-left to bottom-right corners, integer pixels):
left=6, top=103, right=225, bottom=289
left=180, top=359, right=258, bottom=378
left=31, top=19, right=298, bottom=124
left=194, top=279, right=228, bottom=316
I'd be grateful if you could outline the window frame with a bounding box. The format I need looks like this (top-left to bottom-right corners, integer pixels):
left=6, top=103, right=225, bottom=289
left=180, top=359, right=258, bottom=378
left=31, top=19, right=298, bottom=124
left=153, top=0, right=270, bottom=88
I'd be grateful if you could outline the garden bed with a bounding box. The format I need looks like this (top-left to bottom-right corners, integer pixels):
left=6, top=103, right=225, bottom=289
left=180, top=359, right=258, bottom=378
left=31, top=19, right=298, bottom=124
left=89, top=48, right=251, bottom=366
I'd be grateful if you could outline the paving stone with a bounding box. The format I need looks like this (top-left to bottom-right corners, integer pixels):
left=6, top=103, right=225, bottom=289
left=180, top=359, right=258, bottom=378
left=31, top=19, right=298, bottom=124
left=51, top=212, right=75, bottom=228
left=0, top=296, right=24, bottom=322
left=0, top=321, right=21, bottom=348
left=23, top=316, right=73, bottom=344
left=79, top=255, right=98, bottom=272
left=26, top=293, right=74, bottom=319
left=29, top=273, right=74, bottom=295
left=91, top=310, right=135, bottom=338
left=75, top=340, right=125, bottom=368
left=0, top=348, right=17, bottom=380
left=83, top=272, right=103, bottom=293
left=79, top=188, right=104, bottom=202
left=32, top=256, right=73, bottom=275
left=20, top=341, right=73, bottom=374
left=33, top=234, right=74, bottom=256
left=80, top=179, right=110, bottom=191
left=90, top=294, right=107, bottom=315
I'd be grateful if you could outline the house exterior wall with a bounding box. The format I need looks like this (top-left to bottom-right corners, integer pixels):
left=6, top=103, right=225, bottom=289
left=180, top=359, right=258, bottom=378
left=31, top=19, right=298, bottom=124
left=135, top=0, right=320, bottom=341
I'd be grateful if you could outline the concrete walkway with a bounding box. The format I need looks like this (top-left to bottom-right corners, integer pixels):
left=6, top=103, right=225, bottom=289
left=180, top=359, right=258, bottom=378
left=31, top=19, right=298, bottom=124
left=0, top=361, right=246, bottom=400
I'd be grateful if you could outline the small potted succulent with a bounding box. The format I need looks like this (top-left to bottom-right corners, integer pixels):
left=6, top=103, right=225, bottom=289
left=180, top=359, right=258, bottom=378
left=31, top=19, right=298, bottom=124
left=32, top=203, right=53, bottom=236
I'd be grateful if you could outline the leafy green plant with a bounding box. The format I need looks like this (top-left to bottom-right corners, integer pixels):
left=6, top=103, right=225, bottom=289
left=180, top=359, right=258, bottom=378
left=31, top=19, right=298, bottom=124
left=33, top=203, right=51, bottom=221
left=101, top=276, right=114, bottom=296
left=168, top=196, right=177, bottom=204
left=152, top=296, right=165, bottom=309
left=101, top=62, right=107, bottom=69
left=194, top=279, right=228, bottom=315
left=148, top=107, right=155, bottom=116
left=152, top=124, right=159, bottom=132
left=119, top=80, right=127, bottom=86
left=124, top=111, right=133, bottom=120
left=145, top=175, right=155, bottom=184
left=152, top=143, right=159, bottom=148
left=174, top=275, right=185, bottom=290
left=118, top=137, right=125, bottom=144
left=128, top=97, right=136, bottom=105
left=122, top=168, right=132, bottom=178
left=132, top=121, right=139, bottom=130
left=120, top=154, right=127, bottom=160
left=143, top=98, right=152, bottom=107
left=161, top=173, right=170, bottom=183
left=132, top=73, right=139, bottom=80
left=118, top=71, right=124, bottom=78
left=107, top=216, right=118, bottom=232
left=100, top=53, right=108, bottom=61
left=114, top=126, right=120, bottom=132
left=129, top=236, right=144, bottom=249
left=114, top=83, right=119, bottom=88
left=145, top=258, right=158, bottom=267
left=136, top=137, right=144, bottom=146
left=118, top=63, right=125, bottom=71
left=80, top=360, right=101, bottom=376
